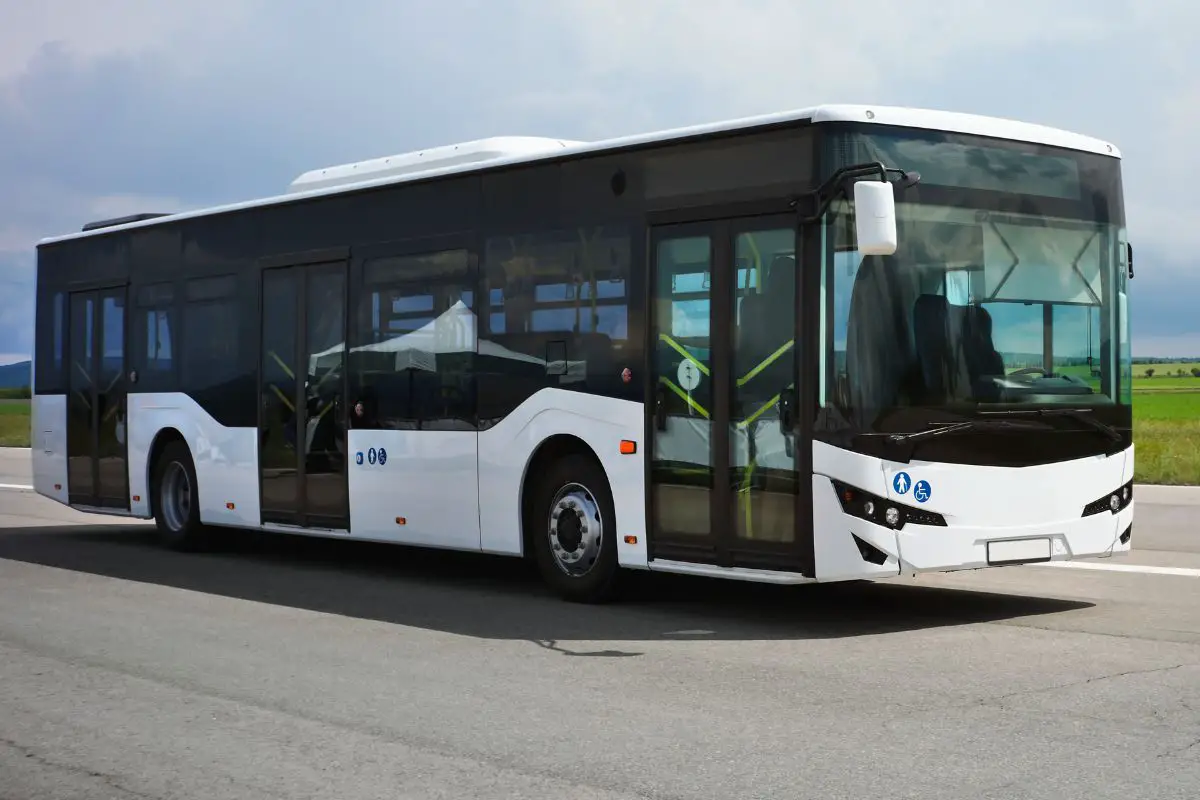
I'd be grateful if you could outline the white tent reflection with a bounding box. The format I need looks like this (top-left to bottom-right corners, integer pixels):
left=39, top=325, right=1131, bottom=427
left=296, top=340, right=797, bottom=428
left=307, top=299, right=548, bottom=374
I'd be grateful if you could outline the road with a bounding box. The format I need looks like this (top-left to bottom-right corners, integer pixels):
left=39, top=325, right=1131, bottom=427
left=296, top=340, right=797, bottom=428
left=0, top=447, right=1198, bottom=799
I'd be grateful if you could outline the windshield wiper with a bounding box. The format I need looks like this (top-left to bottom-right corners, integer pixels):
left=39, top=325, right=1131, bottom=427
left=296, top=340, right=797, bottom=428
left=886, top=418, right=1048, bottom=445
left=979, top=407, right=1121, bottom=443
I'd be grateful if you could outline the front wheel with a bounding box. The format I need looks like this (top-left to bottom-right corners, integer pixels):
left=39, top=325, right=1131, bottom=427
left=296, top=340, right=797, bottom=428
left=530, top=453, right=620, bottom=603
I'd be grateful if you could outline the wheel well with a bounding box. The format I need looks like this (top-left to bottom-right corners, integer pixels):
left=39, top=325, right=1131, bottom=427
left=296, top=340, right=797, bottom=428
left=145, top=428, right=187, bottom=514
left=520, top=434, right=605, bottom=559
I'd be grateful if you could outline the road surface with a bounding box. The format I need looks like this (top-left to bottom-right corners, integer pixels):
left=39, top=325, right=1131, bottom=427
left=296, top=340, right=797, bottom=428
left=1, top=447, right=1197, bottom=799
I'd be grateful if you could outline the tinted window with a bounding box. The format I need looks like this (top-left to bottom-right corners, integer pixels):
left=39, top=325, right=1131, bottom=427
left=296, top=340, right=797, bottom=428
left=642, top=127, right=814, bottom=206
left=480, top=224, right=632, bottom=425
left=132, top=282, right=176, bottom=390
left=34, top=285, right=65, bottom=393
left=353, top=248, right=476, bottom=430
left=182, top=275, right=240, bottom=403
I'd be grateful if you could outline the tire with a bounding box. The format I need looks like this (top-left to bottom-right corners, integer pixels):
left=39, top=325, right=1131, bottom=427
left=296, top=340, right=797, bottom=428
left=151, top=440, right=209, bottom=551
left=529, top=452, right=620, bottom=603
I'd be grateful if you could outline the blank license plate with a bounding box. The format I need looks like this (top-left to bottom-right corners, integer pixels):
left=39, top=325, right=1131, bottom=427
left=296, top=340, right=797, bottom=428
left=987, top=538, right=1052, bottom=565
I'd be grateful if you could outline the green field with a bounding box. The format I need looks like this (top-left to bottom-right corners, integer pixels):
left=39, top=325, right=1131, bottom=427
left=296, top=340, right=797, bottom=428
left=0, top=399, right=29, bottom=447
left=1, top=387, right=1198, bottom=484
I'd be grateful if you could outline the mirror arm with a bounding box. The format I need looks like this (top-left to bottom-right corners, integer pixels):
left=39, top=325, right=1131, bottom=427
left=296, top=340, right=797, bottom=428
left=791, top=162, right=919, bottom=224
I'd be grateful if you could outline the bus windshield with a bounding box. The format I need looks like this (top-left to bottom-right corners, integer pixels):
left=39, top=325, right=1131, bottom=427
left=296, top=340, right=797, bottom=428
left=819, top=125, right=1132, bottom=447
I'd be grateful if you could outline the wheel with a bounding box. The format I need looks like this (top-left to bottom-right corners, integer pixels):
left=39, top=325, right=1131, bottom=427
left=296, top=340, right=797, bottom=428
left=151, top=440, right=209, bottom=551
left=529, top=453, right=620, bottom=603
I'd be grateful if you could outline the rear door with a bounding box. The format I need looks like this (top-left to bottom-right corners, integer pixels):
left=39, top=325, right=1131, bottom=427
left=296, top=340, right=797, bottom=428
left=66, top=285, right=129, bottom=510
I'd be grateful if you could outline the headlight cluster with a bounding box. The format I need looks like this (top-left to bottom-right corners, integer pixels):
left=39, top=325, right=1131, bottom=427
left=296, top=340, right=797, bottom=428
left=1081, top=480, right=1134, bottom=517
left=830, top=480, right=947, bottom=530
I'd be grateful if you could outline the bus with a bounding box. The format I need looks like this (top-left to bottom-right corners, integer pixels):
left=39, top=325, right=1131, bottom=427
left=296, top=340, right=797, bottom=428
left=29, top=104, right=1135, bottom=603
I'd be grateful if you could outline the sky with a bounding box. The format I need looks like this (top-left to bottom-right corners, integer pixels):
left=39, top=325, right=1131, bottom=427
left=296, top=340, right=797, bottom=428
left=2, top=0, right=1198, bottom=366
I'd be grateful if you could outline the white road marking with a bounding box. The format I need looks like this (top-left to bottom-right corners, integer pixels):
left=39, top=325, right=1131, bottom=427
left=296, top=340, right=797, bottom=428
left=0, top=483, right=34, bottom=491
left=1036, top=561, right=1200, bottom=578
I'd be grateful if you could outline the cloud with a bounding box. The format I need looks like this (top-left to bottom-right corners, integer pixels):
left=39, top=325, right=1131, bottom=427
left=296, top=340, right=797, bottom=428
left=1, top=0, right=1198, bottom=364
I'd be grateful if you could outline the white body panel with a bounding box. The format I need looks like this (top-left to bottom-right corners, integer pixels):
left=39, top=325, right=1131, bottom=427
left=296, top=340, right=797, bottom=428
left=477, top=389, right=647, bottom=567
left=811, top=441, right=1133, bottom=578
left=126, top=393, right=260, bottom=526
left=33, top=388, right=1133, bottom=584
left=31, top=394, right=68, bottom=504
left=347, top=428, right=480, bottom=549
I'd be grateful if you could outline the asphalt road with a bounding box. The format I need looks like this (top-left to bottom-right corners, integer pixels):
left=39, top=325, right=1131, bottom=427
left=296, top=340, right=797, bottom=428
left=1, top=447, right=1198, bottom=799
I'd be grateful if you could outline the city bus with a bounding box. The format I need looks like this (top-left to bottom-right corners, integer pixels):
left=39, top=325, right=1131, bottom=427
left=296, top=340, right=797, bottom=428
left=29, top=104, right=1135, bottom=602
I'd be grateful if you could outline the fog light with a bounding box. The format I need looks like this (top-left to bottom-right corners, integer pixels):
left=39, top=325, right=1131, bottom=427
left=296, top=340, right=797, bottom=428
left=885, top=507, right=901, bottom=527
left=864, top=500, right=875, bottom=516
left=1109, top=494, right=1121, bottom=512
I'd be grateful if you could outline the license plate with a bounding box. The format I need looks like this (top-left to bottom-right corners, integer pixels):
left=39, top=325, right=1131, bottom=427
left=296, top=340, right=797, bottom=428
left=987, top=537, right=1052, bottom=565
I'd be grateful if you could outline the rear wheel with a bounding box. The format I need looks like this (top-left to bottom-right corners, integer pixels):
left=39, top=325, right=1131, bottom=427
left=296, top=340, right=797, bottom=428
left=151, top=440, right=209, bottom=551
left=530, top=453, right=620, bottom=603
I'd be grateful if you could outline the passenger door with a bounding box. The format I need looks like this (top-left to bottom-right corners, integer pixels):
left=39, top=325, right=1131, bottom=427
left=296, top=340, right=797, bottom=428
left=646, top=215, right=810, bottom=572
left=257, top=257, right=350, bottom=530
left=66, top=285, right=130, bottom=510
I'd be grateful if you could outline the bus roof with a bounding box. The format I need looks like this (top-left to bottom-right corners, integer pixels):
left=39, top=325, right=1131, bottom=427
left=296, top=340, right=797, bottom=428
left=38, top=103, right=1121, bottom=246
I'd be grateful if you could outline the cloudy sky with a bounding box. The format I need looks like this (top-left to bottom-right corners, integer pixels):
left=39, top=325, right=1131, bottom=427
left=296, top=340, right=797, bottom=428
left=1, top=0, right=1196, bottom=366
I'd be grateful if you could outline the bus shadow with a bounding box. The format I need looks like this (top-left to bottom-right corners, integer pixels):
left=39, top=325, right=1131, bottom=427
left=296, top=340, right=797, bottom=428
left=0, top=525, right=1094, bottom=648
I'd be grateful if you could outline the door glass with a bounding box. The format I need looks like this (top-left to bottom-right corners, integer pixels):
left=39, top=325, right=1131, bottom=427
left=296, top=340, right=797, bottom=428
left=303, top=268, right=347, bottom=525
left=260, top=270, right=299, bottom=521
left=67, top=293, right=95, bottom=501
left=97, top=291, right=128, bottom=505
left=731, top=228, right=798, bottom=542
left=651, top=234, right=713, bottom=540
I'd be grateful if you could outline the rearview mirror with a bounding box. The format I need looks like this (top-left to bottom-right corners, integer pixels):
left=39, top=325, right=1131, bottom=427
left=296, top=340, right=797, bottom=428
left=853, top=180, right=898, bottom=256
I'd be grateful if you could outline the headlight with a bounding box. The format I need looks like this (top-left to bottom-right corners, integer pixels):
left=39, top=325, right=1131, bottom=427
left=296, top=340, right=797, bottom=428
left=831, top=480, right=947, bottom=530
left=1082, top=480, right=1134, bottom=517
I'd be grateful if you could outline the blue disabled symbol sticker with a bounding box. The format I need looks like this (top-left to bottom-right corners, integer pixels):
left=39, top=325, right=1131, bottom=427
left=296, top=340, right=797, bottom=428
left=893, top=471, right=911, bottom=495
left=914, top=480, right=932, bottom=503
left=377, top=447, right=387, bottom=466
left=367, top=447, right=377, bottom=465
left=355, top=451, right=364, bottom=466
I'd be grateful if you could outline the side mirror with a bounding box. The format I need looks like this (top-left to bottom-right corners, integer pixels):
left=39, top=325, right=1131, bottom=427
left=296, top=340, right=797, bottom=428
left=853, top=180, right=898, bottom=256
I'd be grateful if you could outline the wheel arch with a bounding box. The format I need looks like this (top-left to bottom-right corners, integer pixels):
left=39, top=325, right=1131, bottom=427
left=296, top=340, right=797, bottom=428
left=519, top=433, right=609, bottom=559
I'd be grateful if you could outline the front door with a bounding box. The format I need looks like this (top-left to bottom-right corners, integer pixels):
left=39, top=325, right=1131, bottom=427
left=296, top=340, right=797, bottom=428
left=647, top=215, right=809, bottom=571
left=66, top=285, right=129, bottom=509
left=258, top=261, right=350, bottom=530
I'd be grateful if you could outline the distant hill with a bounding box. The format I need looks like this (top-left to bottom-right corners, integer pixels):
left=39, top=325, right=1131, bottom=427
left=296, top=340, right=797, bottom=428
left=0, top=360, right=30, bottom=389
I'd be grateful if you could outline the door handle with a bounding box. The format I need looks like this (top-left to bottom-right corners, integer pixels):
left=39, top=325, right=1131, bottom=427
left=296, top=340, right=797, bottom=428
left=778, top=388, right=795, bottom=434
left=779, top=388, right=796, bottom=459
left=655, top=383, right=667, bottom=431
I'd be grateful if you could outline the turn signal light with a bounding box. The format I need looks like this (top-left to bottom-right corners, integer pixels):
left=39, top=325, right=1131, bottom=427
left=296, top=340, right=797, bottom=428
left=620, top=440, right=637, bottom=455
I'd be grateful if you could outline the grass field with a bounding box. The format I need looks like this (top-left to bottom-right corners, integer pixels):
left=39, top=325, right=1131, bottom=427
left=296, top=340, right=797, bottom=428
left=0, top=399, right=29, bottom=447
left=1, top=388, right=1198, bottom=483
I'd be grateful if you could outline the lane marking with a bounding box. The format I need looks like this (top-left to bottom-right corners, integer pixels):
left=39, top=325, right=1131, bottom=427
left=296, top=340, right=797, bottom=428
left=1036, top=561, right=1200, bottom=578
left=0, top=483, right=34, bottom=491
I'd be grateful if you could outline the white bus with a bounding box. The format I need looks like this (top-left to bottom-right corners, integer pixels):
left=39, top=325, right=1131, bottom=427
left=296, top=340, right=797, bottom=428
left=29, top=104, right=1135, bottom=602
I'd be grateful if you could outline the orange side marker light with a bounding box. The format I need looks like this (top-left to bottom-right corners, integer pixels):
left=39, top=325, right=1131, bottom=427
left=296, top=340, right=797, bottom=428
left=619, top=440, right=637, bottom=455
left=624, top=535, right=638, bottom=545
